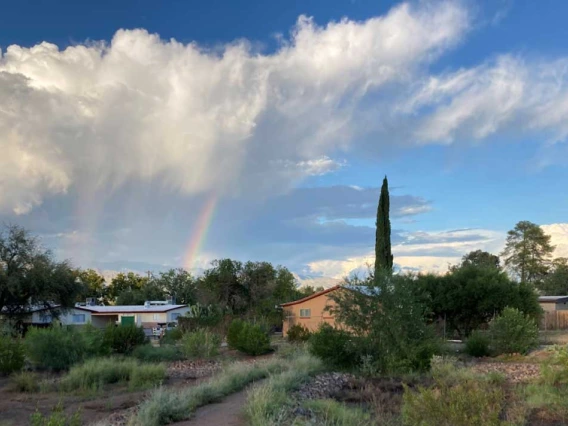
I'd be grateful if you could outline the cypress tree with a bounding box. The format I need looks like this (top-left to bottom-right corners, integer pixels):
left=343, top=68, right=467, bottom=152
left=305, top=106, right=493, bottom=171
left=375, top=176, right=393, bottom=278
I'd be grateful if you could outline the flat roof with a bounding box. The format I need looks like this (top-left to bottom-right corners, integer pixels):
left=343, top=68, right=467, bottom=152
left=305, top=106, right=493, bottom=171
left=539, top=296, right=568, bottom=303
left=80, top=305, right=188, bottom=314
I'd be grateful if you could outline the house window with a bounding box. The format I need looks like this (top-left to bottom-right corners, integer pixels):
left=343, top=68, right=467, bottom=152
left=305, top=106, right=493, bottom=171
left=153, top=313, right=160, bottom=321
left=72, top=314, right=85, bottom=323
left=299, top=309, right=311, bottom=318
left=41, top=314, right=52, bottom=323
left=171, top=313, right=181, bottom=321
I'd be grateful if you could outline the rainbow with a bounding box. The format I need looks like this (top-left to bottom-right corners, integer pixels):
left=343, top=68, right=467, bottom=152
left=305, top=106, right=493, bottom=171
left=183, top=193, right=218, bottom=270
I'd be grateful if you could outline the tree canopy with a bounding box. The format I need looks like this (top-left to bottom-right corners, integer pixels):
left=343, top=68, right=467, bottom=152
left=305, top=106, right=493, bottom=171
left=540, top=258, right=568, bottom=295
left=501, top=220, right=555, bottom=284
left=0, top=225, right=83, bottom=324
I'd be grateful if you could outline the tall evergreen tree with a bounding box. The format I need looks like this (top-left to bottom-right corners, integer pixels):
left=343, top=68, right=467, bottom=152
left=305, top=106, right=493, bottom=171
left=375, top=176, right=393, bottom=278
left=501, top=220, right=555, bottom=284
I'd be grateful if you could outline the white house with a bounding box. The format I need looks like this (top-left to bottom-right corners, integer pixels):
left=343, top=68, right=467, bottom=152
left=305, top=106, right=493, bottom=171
left=10, top=300, right=190, bottom=329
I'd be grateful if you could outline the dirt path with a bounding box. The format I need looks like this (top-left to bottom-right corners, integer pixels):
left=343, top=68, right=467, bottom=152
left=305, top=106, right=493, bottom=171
left=171, top=385, right=254, bottom=426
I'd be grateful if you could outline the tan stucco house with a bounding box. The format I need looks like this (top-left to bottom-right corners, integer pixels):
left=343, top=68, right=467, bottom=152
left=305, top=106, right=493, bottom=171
left=281, top=284, right=374, bottom=336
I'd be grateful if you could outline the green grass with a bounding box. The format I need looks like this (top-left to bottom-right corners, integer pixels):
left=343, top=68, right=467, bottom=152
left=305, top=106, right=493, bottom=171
left=244, top=353, right=324, bottom=426
left=60, top=357, right=165, bottom=392
left=131, top=353, right=318, bottom=426
left=301, top=400, right=374, bottom=426
left=132, top=345, right=184, bottom=363
left=9, top=371, right=40, bottom=393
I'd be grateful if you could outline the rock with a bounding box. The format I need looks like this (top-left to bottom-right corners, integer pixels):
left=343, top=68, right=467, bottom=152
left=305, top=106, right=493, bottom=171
left=294, top=372, right=355, bottom=400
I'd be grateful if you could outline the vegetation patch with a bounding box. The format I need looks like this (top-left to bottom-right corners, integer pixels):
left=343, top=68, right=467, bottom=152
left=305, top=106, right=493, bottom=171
left=181, top=328, right=221, bottom=359
left=60, top=357, right=165, bottom=392
left=0, top=336, right=25, bottom=375
left=132, top=344, right=184, bottom=362
left=132, top=355, right=298, bottom=425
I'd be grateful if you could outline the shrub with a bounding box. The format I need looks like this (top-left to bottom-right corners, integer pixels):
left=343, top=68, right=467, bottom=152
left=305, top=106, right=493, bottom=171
left=133, top=345, right=184, bottom=362
left=402, top=378, right=506, bottom=426
left=161, top=328, right=183, bottom=345
left=181, top=329, right=221, bottom=358
left=237, top=322, right=271, bottom=356
left=30, top=402, right=81, bottom=426
left=60, top=357, right=165, bottom=392
left=0, top=336, right=25, bottom=375
left=465, top=330, right=491, bottom=358
left=489, top=307, right=538, bottom=355
left=104, top=324, right=147, bottom=354
left=79, top=323, right=111, bottom=357
left=25, top=326, right=86, bottom=371
left=227, top=319, right=245, bottom=349
left=10, top=371, right=40, bottom=392
left=309, top=323, right=356, bottom=368
left=286, top=324, right=311, bottom=343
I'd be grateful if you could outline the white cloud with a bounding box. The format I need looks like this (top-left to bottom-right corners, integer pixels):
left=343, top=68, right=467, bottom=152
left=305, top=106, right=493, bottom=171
left=0, top=1, right=469, bottom=214
left=307, top=227, right=504, bottom=277
left=542, top=223, right=568, bottom=259
left=406, top=56, right=568, bottom=144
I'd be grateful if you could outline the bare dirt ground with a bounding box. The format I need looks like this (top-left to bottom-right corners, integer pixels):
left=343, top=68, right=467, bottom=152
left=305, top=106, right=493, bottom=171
left=0, top=371, right=207, bottom=425
left=170, top=387, right=250, bottom=426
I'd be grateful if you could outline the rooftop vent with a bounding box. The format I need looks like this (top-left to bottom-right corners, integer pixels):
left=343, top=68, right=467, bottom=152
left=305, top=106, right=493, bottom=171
left=144, top=301, right=151, bottom=309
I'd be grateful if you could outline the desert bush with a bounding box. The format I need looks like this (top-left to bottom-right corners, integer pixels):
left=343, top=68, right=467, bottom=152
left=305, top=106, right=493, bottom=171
left=79, top=323, right=111, bottom=357
left=465, top=330, right=491, bottom=357
left=10, top=371, right=40, bottom=392
left=133, top=345, right=184, bottom=362
left=402, top=379, right=505, bottom=426
left=0, top=336, right=25, bottom=375
left=25, top=326, right=85, bottom=371
left=30, top=402, right=81, bottom=426
left=160, top=328, right=183, bottom=345
left=489, top=307, right=538, bottom=355
left=104, top=324, right=147, bottom=354
left=226, top=319, right=245, bottom=349
left=181, top=329, right=221, bottom=358
left=309, top=323, right=357, bottom=369
left=60, top=357, right=165, bottom=392
left=237, top=322, right=271, bottom=356
left=286, top=324, right=311, bottom=343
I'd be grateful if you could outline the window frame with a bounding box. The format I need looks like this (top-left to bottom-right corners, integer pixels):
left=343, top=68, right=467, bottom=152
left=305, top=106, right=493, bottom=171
left=72, top=314, right=85, bottom=324
left=299, top=308, right=311, bottom=318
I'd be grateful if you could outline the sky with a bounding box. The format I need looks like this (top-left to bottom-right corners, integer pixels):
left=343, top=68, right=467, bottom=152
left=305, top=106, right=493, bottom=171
left=1, top=0, right=567, bottom=283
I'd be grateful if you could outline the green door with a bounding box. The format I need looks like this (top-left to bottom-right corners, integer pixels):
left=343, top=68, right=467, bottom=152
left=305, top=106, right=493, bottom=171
left=121, top=316, right=135, bottom=326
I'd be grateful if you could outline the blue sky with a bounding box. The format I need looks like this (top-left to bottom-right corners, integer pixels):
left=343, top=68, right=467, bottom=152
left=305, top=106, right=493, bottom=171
left=1, top=0, right=567, bottom=281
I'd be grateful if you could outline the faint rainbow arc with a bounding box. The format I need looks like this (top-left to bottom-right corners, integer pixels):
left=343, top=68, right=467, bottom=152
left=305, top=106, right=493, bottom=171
left=183, top=193, right=219, bottom=270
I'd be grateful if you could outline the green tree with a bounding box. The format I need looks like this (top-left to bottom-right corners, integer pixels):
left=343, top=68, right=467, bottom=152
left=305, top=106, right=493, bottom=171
left=541, top=258, right=568, bottom=295
left=415, top=265, right=541, bottom=338
left=375, top=176, right=393, bottom=278
left=77, top=268, right=108, bottom=304
left=329, top=272, right=437, bottom=373
left=155, top=268, right=196, bottom=304
left=501, top=220, right=555, bottom=284
left=457, top=250, right=500, bottom=270
left=199, top=259, right=244, bottom=312
left=0, top=224, right=83, bottom=325
left=108, top=272, right=148, bottom=303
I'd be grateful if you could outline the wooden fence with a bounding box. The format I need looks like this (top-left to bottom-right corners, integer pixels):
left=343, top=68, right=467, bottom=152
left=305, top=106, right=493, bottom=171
left=541, top=311, right=568, bottom=330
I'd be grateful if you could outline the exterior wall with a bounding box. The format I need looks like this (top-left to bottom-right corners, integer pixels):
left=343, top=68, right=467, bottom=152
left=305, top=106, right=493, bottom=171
left=30, top=308, right=91, bottom=325
left=282, top=292, right=338, bottom=336
left=540, top=302, right=568, bottom=312
left=91, top=315, right=116, bottom=328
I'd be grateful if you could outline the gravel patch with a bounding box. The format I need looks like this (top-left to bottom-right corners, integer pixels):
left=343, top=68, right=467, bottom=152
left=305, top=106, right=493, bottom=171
left=167, top=360, right=221, bottom=379
left=471, top=362, right=541, bottom=383
left=295, top=372, right=355, bottom=400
